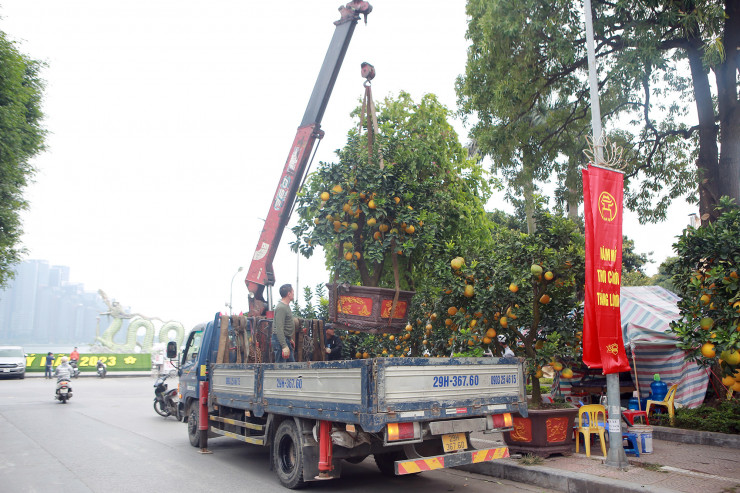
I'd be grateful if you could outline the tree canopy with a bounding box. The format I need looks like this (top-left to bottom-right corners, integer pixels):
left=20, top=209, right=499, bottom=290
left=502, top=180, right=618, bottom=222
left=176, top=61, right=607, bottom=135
left=0, top=31, right=46, bottom=289
left=457, top=0, right=739, bottom=224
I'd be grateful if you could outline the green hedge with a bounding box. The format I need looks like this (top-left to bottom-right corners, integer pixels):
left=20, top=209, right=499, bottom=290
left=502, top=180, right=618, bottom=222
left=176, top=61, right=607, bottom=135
left=650, top=401, right=740, bottom=434
left=26, top=353, right=152, bottom=372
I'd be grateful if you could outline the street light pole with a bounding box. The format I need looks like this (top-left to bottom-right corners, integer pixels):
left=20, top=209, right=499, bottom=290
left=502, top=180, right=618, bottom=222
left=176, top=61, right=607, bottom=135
left=229, top=267, right=244, bottom=317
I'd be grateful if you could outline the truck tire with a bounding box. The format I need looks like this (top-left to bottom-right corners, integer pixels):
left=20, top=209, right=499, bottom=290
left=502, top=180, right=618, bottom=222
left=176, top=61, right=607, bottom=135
left=187, top=404, right=200, bottom=448
left=273, top=420, right=306, bottom=489
left=374, top=450, right=403, bottom=477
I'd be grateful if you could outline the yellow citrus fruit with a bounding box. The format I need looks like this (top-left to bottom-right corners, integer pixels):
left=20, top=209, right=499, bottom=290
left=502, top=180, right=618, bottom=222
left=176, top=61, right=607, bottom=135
left=332, top=184, right=343, bottom=194
left=486, top=328, right=496, bottom=339
left=389, top=335, right=395, bottom=341
left=424, top=324, right=432, bottom=332
left=725, top=350, right=740, bottom=366
left=700, top=294, right=711, bottom=305
left=430, top=313, right=438, bottom=321
left=540, top=294, right=551, bottom=304
left=733, top=381, right=740, bottom=392
left=445, top=318, right=453, bottom=326
left=701, top=342, right=716, bottom=358
left=450, top=257, right=464, bottom=270
left=394, top=196, right=401, bottom=204
left=464, top=285, right=475, bottom=298
left=722, top=374, right=736, bottom=387
left=422, top=339, right=428, bottom=345
left=320, top=191, right=330, bottom=201
left=405, top=225, right=415, bottom=234
left=354, top=252, right=361, bottom=260
left=700, top=317, right=714, bottom=330
left=448, top=306, right=458, bottom=316
left=552, top=361, right=563, bottom=371
left=362, top=352, right=369, bottom=359
left=509, top=283, right=519, bottom=293
left=544, top=271, right=554, bottom=281
left=534, top=370, right=544, bottom=379
left=499, top=316, right=508, bottom=328
left=344, top=252, right=353, bottom=261
left=531, top=264, right=543, bottom=276
left=483, top=337, right=492, bottom=344
left=355, top=352, right=362, bottom=359
left=368, top=199, right=376, bottom=209
left=367, top=217, right=377, bottom=226
left=561, top=368, right=574, bottom=379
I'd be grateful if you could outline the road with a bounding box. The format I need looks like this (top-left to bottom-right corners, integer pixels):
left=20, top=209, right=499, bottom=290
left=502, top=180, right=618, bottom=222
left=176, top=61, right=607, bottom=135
left=0, top=377, right=555, bottom=492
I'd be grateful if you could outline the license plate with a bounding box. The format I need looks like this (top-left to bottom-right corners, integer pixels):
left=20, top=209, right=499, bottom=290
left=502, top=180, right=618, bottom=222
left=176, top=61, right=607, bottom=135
left=2, top=369, right=8, bottom=372
left=60, top=388, right=68, bottom=394
left=441, top=433, right=468, bottom=452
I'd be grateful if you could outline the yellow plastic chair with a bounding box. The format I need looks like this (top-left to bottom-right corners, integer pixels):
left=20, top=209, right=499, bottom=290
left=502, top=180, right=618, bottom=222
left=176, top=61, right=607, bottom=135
left=646, top=384, right=678, bottom=425
left=575, top=404, right=607, bottom=457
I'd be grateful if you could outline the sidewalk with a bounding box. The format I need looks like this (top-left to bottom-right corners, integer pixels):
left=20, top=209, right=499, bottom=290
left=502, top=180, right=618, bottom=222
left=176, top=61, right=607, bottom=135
left=467, top=430, right=740, bottom=493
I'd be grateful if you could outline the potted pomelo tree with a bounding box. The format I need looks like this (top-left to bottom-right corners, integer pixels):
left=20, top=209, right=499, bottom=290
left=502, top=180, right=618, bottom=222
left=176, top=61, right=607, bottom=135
left=409, top=208, right=585, bottom=456
left=291, top=91, right=491, bottom=335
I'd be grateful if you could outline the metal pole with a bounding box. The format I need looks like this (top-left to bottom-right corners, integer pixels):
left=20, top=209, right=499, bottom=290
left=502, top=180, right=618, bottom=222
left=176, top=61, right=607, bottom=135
left=229, top=267, right=244, bottom=316
left=584, top=0, right=604, bottom=164
left=583, top=0, right=628, bottom=468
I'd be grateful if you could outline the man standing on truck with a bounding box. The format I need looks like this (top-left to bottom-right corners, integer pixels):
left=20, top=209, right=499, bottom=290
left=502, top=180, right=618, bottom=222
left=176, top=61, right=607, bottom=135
left=324, top=324, right=343, bottom=360
left=272, top=284, right=295, bottom=362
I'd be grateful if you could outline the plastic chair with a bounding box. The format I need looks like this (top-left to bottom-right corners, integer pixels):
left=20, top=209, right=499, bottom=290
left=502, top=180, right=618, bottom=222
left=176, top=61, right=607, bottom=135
left=646, top=384, right=678, bottom=426
left=622, top=432, right=639, bottom=457
left=575, top=404, right=607, bottom=457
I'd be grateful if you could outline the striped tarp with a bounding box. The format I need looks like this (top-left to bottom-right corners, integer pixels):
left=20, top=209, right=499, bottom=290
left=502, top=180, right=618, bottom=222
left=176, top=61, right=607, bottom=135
left=620, top=286, right=708, bottom=408
left=556, top=286, right=708, bottom=409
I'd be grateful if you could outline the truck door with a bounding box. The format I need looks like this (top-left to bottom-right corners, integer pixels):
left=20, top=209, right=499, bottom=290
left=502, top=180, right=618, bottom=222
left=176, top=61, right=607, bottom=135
left=179, top=326, right=204, bottom=403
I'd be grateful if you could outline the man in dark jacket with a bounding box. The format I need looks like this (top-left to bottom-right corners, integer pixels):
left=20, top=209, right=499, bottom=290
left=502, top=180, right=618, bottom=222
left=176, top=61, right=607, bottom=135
left=324, top=325, right=343, bottom=361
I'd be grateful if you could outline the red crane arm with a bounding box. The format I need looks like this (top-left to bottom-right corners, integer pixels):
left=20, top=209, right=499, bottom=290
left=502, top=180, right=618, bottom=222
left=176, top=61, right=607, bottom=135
left=245, top=2, right=372, bottom=305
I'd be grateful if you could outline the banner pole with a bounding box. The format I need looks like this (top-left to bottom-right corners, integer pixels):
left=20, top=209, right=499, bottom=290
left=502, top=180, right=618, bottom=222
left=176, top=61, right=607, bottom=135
left=583, top=0, right=629, bottom=467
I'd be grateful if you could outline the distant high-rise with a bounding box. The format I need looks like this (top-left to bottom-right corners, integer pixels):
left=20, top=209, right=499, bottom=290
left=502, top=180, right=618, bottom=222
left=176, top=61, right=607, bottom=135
left=0, top=260, right=105, bottom=345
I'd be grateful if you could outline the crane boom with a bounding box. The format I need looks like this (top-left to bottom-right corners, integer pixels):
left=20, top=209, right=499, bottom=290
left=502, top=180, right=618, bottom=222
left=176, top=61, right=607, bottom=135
left=245, top=1, right=372, bottom=307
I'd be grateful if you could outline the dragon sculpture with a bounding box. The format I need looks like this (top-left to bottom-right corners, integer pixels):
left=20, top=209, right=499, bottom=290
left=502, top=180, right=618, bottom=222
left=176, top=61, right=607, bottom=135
left=96, top=289, right=185, bottom=352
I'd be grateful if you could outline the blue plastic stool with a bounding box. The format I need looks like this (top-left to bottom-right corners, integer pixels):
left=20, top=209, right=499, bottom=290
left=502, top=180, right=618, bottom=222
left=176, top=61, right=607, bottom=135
left=622, top=432, right=639, bottom=457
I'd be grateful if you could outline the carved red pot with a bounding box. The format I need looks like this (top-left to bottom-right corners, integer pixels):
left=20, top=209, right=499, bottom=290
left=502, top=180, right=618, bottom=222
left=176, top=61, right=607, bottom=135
left=327, top=283, right=415, bottom=334
left=502, top=407, right=578, bottom=458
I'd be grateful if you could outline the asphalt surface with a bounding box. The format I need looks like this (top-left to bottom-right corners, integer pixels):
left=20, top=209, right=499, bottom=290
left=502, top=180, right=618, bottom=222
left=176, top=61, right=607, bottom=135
left=1, top=375, right=557, bottom=493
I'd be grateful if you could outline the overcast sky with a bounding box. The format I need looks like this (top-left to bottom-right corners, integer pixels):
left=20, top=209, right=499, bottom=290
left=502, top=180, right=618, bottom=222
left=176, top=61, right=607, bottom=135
left=1, top=0, right=695, bottom=332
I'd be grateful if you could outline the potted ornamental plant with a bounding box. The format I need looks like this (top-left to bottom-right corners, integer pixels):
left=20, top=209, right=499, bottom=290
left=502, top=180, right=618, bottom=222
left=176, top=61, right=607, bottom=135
left=290, top=91, right=491, bottom=334
left=410, top=207, right=585, bottom=457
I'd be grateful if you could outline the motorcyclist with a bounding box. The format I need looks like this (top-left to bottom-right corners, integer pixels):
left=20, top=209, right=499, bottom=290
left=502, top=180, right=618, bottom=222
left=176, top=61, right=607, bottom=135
left=96, top=359, right=107, bottom=377
left=55, top=356, right=75, bottom=382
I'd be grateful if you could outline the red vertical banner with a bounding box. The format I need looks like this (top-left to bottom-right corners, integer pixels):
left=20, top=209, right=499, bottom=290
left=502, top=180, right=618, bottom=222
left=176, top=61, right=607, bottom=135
left=581, top=165, right=631, bottom=374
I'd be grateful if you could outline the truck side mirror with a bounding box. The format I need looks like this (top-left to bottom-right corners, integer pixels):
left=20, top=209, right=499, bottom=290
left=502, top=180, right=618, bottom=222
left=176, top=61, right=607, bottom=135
left=166, top=341, right=178, bottom=359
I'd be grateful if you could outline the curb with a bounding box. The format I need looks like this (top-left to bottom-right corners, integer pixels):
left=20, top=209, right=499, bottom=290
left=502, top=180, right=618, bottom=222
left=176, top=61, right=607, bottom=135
left=458, top=460, right=677, bottom=493
left=652, top=425, right=740, bottom=449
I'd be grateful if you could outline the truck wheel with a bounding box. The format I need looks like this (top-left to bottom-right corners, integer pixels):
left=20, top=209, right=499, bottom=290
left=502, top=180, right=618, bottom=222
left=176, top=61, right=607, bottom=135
left=187, top=404, right=201, bottom=448
left=273, top=420, right=306, bottom=489
left=374, top=450, right=403, bottom=477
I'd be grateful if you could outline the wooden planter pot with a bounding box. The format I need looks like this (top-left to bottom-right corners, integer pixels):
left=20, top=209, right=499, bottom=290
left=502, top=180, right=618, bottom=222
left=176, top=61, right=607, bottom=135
left=502, top=407, right=578, bottom=458
left=327, top=283, right=415, bottom=334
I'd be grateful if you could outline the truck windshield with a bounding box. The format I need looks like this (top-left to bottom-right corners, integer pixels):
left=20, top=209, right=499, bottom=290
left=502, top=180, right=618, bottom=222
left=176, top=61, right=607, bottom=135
left=184, top=331, right=203, bottom=363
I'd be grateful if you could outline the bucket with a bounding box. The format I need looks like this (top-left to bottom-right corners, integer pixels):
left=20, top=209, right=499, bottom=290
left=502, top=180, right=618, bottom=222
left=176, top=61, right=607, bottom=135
left=628, top=424, right=653, bottom=453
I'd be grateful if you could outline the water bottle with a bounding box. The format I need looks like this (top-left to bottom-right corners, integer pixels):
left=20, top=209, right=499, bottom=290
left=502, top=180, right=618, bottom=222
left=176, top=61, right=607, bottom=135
left=650, top=373, right=668, bottom=402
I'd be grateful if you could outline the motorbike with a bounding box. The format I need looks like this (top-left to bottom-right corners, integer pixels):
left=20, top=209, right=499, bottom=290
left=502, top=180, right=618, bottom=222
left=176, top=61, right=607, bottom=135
left=96, top=361, right=107, bottom=378
left=153, top=373, right=179, bottom=418
left=55, top=379, right=73, bottom=403
left=69, top=360, right=80, bottom=379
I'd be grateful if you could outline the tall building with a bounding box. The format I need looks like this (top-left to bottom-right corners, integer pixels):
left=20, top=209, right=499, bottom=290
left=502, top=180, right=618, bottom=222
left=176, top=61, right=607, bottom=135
left=0, top=260, right=106, bottom=345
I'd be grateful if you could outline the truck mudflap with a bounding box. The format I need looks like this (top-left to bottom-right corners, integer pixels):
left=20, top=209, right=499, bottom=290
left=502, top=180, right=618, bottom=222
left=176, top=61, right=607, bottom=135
left=395, top=446, right=510, bottom=475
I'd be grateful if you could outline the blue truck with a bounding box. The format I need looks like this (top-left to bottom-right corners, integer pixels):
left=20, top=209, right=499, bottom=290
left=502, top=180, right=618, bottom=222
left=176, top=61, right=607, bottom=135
left=172, top=314, right=526, bottom=488
left=171, top=3, right=526, bottom=488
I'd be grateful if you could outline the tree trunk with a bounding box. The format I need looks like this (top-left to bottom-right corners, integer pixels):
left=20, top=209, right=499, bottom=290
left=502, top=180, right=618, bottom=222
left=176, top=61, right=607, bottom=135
left=714, top=0, right=740, bottom=215
left=687, top=40, right=720, bottom=224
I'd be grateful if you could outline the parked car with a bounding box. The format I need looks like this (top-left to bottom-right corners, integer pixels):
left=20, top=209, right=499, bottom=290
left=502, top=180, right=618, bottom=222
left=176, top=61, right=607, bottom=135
left=0, top=346, right=27, bottom=379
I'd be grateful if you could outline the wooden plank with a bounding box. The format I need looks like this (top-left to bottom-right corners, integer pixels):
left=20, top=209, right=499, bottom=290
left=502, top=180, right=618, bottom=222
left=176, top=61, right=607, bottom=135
left=216, top=315, right=229, bottom=364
